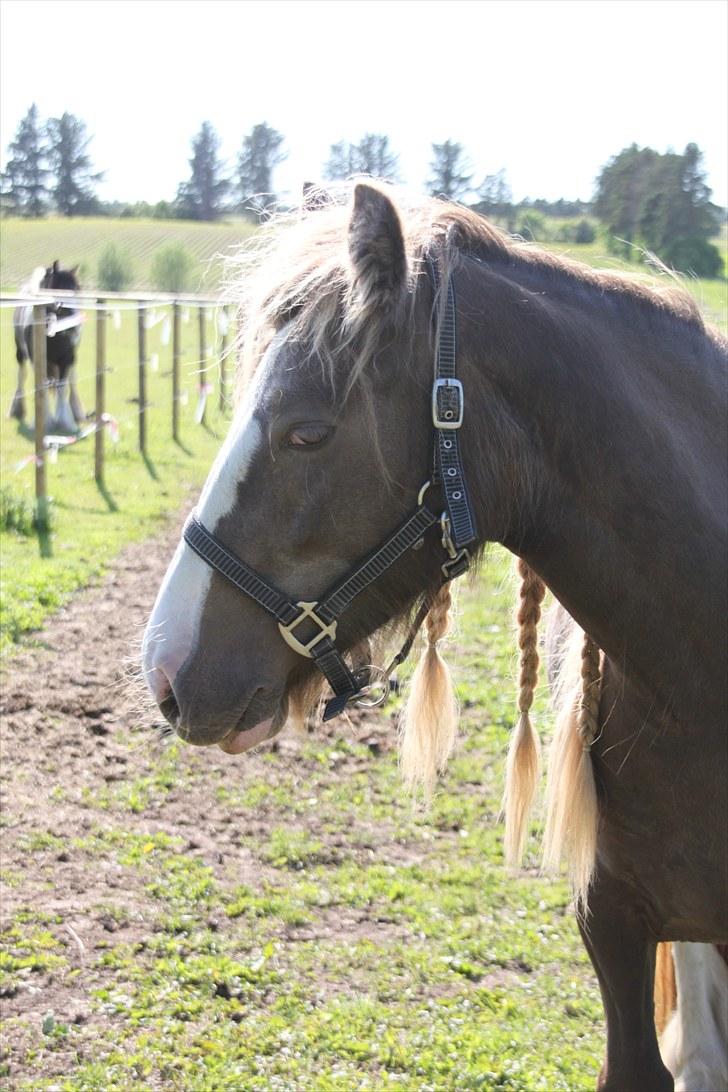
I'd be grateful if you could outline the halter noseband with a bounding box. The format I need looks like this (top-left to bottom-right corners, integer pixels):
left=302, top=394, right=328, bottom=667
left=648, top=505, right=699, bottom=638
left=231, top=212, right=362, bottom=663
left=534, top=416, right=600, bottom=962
left=182, top=258, right=476, bottom=722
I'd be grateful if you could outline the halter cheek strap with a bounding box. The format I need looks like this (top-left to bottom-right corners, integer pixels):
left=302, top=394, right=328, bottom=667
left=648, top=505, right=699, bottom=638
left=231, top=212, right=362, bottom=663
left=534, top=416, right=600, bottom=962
left=182, top=257, right=477, bottom=723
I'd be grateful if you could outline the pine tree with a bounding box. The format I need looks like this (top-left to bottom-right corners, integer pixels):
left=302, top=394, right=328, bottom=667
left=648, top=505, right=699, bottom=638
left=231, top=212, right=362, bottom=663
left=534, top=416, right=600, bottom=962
left=1, top=104, right=49, bottom=216
left=46, top=113, right=103, bottom=216
left=324, top=134, right=399, bottom=182
left=236, top=122, right=286, bottom=220
left=427, top=141, right=473, bottom=201
left=176, top=122, right=230, bottom=221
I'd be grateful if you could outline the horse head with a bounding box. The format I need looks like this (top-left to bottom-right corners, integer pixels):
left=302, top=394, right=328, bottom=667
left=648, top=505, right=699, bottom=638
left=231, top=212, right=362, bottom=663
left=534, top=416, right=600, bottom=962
left=143, top=185, right=448, bottom=753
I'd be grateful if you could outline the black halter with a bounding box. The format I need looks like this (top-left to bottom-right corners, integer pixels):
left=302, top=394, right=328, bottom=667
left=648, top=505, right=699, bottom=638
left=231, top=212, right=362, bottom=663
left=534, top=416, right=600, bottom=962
left=183, top=259, right=477, bottom=722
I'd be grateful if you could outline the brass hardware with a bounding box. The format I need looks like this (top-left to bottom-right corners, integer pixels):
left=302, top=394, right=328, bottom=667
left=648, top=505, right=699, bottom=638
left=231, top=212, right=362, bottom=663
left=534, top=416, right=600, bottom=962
left=440, top=512, right=458, bottom=559
left=417, top=480, right=432, bottom=506
left=278, top=601, right=337, bottom=659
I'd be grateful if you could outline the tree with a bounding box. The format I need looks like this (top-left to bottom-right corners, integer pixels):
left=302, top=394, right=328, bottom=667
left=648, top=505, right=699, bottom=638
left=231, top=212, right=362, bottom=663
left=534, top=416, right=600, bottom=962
left=46, top=112, right=103, bottom=216
left=1, top=104, right=49, bottom=216
left=176, top=122, right=229, bottom=221
left=236, top=122, right=286, bottom=220
left=594, top=143, right=721, bottom=270
left=427, top=141, right=472, bottom=201
left=474, top=169, right=513, bottom=220
left=324, top=134, right=399, bottom=182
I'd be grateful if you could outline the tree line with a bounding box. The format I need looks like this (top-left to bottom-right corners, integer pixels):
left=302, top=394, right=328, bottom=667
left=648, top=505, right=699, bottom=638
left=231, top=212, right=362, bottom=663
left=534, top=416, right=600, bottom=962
left=2, top=106, right=724, bottom=278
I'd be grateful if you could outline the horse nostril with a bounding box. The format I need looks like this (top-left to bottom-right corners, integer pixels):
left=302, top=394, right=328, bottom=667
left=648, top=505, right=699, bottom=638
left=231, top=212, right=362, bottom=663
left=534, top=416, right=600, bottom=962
left=159, top=691, right=180, bottom=727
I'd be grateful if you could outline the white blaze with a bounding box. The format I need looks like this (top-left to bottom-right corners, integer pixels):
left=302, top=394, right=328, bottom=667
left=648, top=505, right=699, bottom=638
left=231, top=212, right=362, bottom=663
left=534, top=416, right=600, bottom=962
left=143, top=327, right=289, bottom=694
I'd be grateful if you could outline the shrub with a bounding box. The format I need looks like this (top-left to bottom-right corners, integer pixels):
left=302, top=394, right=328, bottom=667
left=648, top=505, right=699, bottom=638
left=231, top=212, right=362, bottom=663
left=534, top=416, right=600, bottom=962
left=151, top=243, right=193, bottom=293
left=662, top=237, right=724, bottom=280
left=515, top=210, right=548, bottom=242
left=97, top=245, right=134, bottom=291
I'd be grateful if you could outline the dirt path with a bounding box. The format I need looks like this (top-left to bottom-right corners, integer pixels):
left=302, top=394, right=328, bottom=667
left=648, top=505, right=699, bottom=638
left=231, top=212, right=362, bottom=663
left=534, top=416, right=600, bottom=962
left=0, top=508, right=397, bottom=1086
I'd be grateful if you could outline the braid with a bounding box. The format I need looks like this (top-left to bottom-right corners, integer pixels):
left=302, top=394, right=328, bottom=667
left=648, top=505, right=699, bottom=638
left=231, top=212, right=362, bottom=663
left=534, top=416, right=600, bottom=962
left=399, top=582, right=458, bottom=794
left=516, top=558, right=546, bottom=720
left=578, top=634, right=601, bottom=749
left=503, top=558, right=546, bottom=866
left=425, top=582, right=452, bottom=647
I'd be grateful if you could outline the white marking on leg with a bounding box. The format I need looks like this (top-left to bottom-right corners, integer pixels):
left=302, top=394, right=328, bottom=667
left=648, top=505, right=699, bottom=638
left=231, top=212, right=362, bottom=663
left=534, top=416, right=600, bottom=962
left=660, top=943, right=728, bottom=1091
left=54, top=381, right=77, bottom=433
left=68, top=365, right=85, bottom=422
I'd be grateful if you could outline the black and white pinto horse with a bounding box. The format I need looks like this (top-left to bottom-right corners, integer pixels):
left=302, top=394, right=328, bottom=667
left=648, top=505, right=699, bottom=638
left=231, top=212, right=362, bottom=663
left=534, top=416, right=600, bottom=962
left=10, top=261, right=85, bottom=433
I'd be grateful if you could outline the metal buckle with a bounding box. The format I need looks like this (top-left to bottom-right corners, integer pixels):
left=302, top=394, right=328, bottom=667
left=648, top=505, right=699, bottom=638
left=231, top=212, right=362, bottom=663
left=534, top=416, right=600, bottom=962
left=440, top=513, right=470, bottom=579
left=442, top=549, right=470, bottom=580
left=278, top=601, right=337, bottom=659
left=432, top=378, right=464, bottom=430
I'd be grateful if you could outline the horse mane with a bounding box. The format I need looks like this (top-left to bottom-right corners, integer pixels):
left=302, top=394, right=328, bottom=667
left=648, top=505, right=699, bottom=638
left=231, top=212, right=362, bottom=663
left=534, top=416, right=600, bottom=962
left=228, top=182, right=705, bottom=404
left=225, top=184, right=711, bottom=899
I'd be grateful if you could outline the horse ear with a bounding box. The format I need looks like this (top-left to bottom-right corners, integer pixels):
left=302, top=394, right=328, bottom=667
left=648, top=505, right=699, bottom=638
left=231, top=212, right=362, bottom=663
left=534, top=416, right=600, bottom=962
left=52, top=260, right=59, bottom=273
left=302, top=181, right=332, bottom=211
left=348, top=183, right=407, bottom=309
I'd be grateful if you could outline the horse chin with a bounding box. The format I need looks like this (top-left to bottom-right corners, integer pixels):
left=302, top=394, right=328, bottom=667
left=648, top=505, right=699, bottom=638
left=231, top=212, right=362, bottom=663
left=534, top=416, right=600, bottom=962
left=217, top=716, right=277, bottom=755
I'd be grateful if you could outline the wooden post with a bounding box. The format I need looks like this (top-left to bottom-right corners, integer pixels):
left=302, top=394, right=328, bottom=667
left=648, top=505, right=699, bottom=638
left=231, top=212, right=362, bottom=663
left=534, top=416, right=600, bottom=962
left=219, top=305, right=228, bottom=413
left=138, top=304, right=147, bottom=454
left=95, top=300, right=106, bottom=484
left=172, top=301, right=181, bottom=442
left=32, top=304, right=48, bottom=526
left=198, top=305, right=206, bottom=425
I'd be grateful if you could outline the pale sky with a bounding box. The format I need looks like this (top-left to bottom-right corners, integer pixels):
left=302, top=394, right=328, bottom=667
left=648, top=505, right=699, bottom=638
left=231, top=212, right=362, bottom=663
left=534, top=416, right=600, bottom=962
left=1, top=0, right=726, bottom=207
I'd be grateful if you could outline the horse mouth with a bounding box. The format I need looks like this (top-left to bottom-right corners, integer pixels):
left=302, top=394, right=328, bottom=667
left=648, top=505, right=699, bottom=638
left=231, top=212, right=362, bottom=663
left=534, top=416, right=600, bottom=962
left=217, top=692, right=284, bottom=754
left=159, top=687, right=282, bottom=753
left=217, top=716, right=277, bottom=755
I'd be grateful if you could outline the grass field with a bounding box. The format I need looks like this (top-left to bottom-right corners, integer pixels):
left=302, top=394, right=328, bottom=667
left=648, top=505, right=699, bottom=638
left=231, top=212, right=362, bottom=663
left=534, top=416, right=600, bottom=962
left=0, top=300, right=230, bottom=651
left=0, top=215, right=725, bottom=654
left=0, top=217, right=257, bottom=293
left=0, top=541, right=605, bottom=1090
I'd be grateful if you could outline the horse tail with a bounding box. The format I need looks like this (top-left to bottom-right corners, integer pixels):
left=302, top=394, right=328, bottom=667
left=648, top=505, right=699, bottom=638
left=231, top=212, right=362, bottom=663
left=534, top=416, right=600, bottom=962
left=542, top=624, right=601, bottom=909
left=399, top=582, right=458, bottom=795
left=503, top=559, right=546, bottom=865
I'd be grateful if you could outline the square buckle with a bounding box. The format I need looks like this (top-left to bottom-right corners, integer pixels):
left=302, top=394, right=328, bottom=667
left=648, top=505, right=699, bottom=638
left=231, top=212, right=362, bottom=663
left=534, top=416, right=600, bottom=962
left=278, top=601, right=337, bottom=659
left=432, top=378, right=464, bottom=430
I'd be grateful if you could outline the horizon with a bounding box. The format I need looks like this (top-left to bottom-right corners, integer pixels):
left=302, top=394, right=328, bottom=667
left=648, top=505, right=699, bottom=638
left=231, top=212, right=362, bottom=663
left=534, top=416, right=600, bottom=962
left=1, top=0, right=726, bottom=209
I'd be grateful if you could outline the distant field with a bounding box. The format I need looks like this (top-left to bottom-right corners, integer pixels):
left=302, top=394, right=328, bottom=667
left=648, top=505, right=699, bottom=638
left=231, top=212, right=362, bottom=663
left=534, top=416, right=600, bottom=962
left=1, top=214, right=725, bottom=330
left=0, top=217, right=257, bottom=293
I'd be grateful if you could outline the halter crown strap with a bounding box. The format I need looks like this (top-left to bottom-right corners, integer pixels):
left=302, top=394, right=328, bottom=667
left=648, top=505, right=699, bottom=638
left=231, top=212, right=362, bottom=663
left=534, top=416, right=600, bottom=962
left=182, top=257, right=477, bottom=724
left=428, top=257, right=477, bottom=552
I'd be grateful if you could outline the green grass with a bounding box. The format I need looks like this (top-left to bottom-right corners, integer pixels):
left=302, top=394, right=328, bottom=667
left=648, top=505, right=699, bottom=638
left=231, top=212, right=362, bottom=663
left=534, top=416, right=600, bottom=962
left=0, top=300, right=231, bottom=651
left=0, top=216, right=256, bottom=292
left=2, top=550, right=606, bottom=1090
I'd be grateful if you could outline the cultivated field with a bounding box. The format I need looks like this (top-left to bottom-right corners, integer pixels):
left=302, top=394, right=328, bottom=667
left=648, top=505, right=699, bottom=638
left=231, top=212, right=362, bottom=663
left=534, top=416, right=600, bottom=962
left=0, top=218, right=257, bottom=293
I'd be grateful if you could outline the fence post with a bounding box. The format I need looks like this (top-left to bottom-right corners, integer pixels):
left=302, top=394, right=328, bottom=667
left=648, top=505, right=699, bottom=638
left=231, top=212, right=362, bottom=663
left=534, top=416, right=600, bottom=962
left=95, top=299, right=106, bottom=484
left=219, top=305, right=228, bottom=413
left=198, top=305, right=207, bottom=425
left=172, top=301, right=181, bottom=442
left=32, top=304, right=48, bottom=526
left=138, top=304, right=147, bottom=454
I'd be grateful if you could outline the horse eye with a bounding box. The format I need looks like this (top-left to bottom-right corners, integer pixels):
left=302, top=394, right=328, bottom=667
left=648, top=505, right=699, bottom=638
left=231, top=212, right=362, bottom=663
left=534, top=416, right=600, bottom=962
left=287, top=425, right=331, bottom=448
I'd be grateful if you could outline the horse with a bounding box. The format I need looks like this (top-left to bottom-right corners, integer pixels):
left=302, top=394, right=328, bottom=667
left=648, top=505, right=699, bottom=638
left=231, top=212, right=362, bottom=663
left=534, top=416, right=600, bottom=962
left=142, top=182, right=727, bottom=1091
left=10, top=261, right=85, bottom=433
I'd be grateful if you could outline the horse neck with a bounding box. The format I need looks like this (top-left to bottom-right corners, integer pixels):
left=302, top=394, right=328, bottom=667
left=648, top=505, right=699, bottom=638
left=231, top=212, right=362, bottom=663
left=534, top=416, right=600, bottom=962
left=457, top=255, right=726, bottom=718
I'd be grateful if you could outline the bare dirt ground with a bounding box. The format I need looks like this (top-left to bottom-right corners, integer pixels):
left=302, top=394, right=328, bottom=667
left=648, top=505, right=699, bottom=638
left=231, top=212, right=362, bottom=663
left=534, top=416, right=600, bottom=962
left=0, top=508, right=400, bottom=1086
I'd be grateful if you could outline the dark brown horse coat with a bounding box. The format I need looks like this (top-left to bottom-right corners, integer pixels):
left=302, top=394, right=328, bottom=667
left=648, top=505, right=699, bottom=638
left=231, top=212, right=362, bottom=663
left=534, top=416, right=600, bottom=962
left=143, top=185, right=727, bottom=1091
